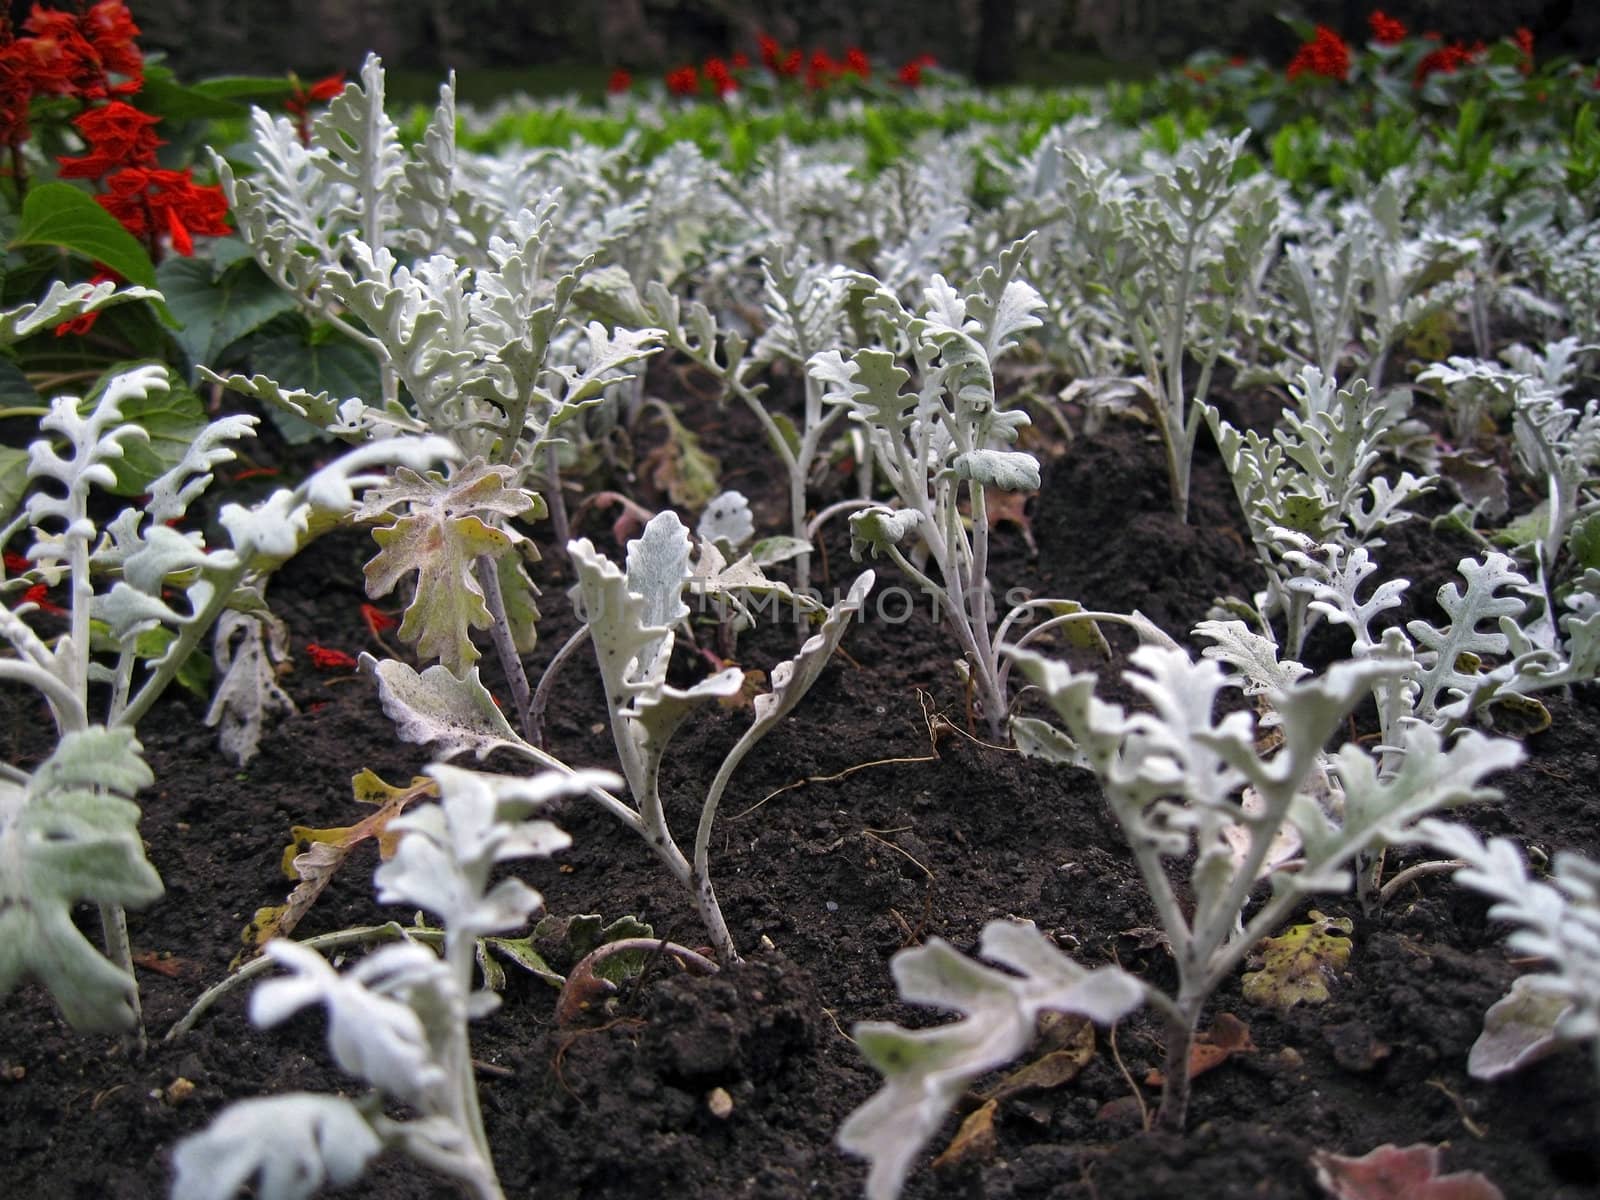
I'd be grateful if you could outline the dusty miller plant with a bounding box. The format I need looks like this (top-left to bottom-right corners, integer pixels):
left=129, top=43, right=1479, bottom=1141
left=362, top=510, right=871, bottom=964
left=807, top=236, right=1056, bottom=737
left=0, top=351, right=451, bottom=1035
left=839, top=638, right=1521, bottom=1198
left=1419, top=820, right=1600, bottom=1091
left=208, top=55, right=664, bottom=735
left=170, top=764, right=614, bottom=1200
left=1055, top=131, right=1279, bottom=520
left=1206, top=365, right=1433, bottom=657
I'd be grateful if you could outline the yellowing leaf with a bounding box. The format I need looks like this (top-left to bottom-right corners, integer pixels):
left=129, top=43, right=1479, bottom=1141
left=360, top=461, right=539, bottom=674
left=233, top=771, right=436, bottom=967
left=978, top=1013, right=1095, bottom=1102
left=930, top=1099, right=998, bottom=1170
left=1242, top=910, right=1353, bottom=1011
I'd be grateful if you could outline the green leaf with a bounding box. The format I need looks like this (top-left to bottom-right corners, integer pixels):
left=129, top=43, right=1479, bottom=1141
left=0, top=444, right=28, bottom=525
left=0, top=357, right=38, bottom=409
left=0, top=726, right=162, bottom=1032
left=80, top=364, right=207, bottom=496
left=137, top=72, right=249, bottom=121
left=157, top=258, right=298, bottom=371
left=11, top=183, right=159, bottom=291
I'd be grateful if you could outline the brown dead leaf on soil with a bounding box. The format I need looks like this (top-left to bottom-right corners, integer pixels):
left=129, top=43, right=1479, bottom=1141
left=932, top=1099, right=998, bottom=1170
left=1145, top=1012, right=1255, bottom=1085
left=977, top=1013, right=1096, bottom=1102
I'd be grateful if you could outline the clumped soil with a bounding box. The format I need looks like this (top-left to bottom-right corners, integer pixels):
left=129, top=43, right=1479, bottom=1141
left=3, top=376, right=1599, bottom=1200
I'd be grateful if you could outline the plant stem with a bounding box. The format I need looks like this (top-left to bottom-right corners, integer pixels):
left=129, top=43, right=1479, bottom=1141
left=100, top=901, right=144, bottom=1054
left=474, top=553, right=534, bottom=740
left=1155, top=997, right=1201, bottom=1132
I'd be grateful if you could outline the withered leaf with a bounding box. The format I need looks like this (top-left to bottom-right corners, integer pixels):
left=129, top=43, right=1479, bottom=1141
left=231, top=770, right=436, bottom=968
left=978, top=1013, right=1095, bottom=1102
left=1242, top=909, right=1353, bottom=1011
left=1146, top=1012, right=1255, bottom=1085
left=931, top=1098, right=998, bottom=1170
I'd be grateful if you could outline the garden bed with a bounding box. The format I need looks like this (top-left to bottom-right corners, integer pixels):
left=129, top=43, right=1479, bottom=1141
left=4, top=379, right=1597, bottom=1200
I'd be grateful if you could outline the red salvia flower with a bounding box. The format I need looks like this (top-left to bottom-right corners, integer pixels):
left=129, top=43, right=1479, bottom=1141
left=56, top=99, right=162, bottom=178
left=21, top=582, right=66, bottom=617
left=1367, top=11, right=1407, bottom=45
left=805, top=50, right=835, bottom=91
left=360, top=603, right=398, bottom=636
left=1514, top=27, right=1534, bottom=74
left=23, top=0, right=141, bottom=100
left=606, top=67, right=631, bottom=94
left=305, top=643, right=358, bottom=670
left=704, top=56, right=736, bottom=96
left=284, top=70, right=344, bottom=145
left=1286, top=25, right=1350, bottom=82
left=730, top=51, right=749, bottom=70
left=665, top=64, right=698, bottom=96
left=96, top=166, right=229, bottom=257
left=758, top=33, right=781, bottom=73
left=4, top=551, right=30, bottom=573
left=781, top=49, right=802, bottom=76
left=843, top=48, right=870, bottom=79
left=898, top=54, right=937, bottom=87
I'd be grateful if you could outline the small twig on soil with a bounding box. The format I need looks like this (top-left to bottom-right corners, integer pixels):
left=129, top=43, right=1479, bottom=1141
left=861, top=829, right=934, bottom=881
left=819, top=1006, right=856, bottom=1046
left=1377, top=858, right=1468, bottom=907
left=1107, top=1021, right=1150, bottom=1132
left=472, top=1059, right=514, bottom=1079
left=1427, top=1078, right=1489, bottom=1138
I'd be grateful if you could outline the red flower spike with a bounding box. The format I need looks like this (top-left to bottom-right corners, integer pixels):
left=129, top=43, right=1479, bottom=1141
left=758, top=33, right=781, bottom=73
left=305, top=644, right=358, bottom=671
left=730, top=51, right=749, bottom=70
left=21, top=582, right=67, bottom=617
left=1286, top=25, right=1350, bottom=82
left=704, top=56, right=737, bottom=96
left=1514, top=27, right=1534, bottom=73
left=665, top=64, right=698, bottom=95
left=285, top=70, right=345, bottom=116
left=4, top=551, right=30, bottom=573
left=57, top=99, right=163, bottom=179
left=95, top=166, right=230, bottom=257
left=1368, top=11, right=1407, bottom=45
left=361, top=603, right=398, bottom=636
left=843, top=48, right=870, bottom=79
left=898, top=54, right=936, bottom=87
left=781, top=49, right=802, bottom=76
left=607, top=67, right=631, bottom=94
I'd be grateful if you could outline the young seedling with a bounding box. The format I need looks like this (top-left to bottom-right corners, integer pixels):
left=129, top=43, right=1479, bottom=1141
left=840, top=638, right=1522, bottom=1198
left=364, top=510, right=872, bottom=963
left=0, top=356, right=452, bottom=1036
left=171, top=765, right=616, bottom=1200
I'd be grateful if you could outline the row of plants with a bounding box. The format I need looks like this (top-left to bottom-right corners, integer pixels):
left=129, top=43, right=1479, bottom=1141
left=2, top=4, right=1600, bottom=1197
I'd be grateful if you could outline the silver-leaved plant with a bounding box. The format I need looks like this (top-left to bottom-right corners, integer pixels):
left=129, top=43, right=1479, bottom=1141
left=839, top=638, right=1522, bottom=1199
left=171, top=764, right=615, bottom=1200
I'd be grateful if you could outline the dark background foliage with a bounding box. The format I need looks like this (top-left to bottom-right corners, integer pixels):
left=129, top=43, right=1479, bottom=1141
left=93, top=1, right=1600, bottom=91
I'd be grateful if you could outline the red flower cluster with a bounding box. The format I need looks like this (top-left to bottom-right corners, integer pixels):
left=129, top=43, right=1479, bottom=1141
left=96, top=166, right=230, bottom=257
left=1414, top=34, right=1483, bottom=85
left=56, top=99, right=160, bottom=178
left=1367, top=11, right=1407, bottom=45
left=665, top=64, right=698, bottom=96
left=0, top=0, right=142, bottom=145
left=607, top=67, right=632, bottom=94
left=704, top=55, right=737, bottom=96
left=899, top=54, right=938, bottom=87
left=1514, top=27, right=1534, bottom=74
left=1286, top=25, right=1350, bottom=82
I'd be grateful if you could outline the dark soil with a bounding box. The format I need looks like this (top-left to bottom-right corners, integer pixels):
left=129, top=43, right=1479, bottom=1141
left=3, top=377, right=1599, bottom=1200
